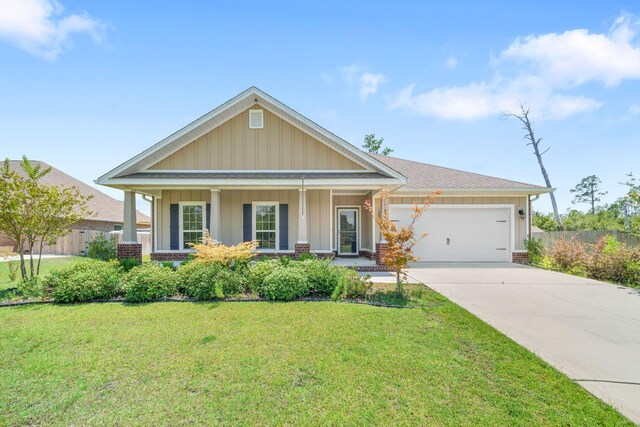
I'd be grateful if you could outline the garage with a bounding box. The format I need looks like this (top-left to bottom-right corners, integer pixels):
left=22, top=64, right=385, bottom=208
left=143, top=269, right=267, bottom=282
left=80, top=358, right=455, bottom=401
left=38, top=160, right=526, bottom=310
left=389, top=205, right=513, bottom=262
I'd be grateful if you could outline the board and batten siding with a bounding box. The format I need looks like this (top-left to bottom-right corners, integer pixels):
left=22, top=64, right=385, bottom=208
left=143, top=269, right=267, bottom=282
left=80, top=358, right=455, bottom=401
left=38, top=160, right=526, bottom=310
left=156, top=189, right=331, bottom=251
left=149, top=107, right=364, bottom=171
left=384, top=196, right=528, bottom=251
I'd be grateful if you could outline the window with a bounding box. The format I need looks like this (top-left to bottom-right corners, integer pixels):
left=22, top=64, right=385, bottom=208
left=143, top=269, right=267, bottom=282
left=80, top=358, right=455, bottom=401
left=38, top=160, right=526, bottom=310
left=249, top=109, right=264, bottom=129
left=253, top=203, right=278, bottom=250
left=180, top=203, right=205, bottom=249
left=113, top=224, right=122, bottom=231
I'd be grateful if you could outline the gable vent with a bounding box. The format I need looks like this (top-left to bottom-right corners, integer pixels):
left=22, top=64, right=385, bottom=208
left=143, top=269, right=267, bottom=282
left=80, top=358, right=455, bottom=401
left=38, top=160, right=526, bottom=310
left=249, top=109, right=264, bottom=129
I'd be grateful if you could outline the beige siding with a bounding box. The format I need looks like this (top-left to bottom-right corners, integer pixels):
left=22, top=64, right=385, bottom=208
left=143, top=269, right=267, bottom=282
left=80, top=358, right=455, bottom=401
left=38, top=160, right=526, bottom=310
left=149, top=107, right=364, bottom=171
left=332, top=194, right=373, bottom=251
left=156, top=189, right=331, bottom=251
left=386, top=196, right=528, bottom=250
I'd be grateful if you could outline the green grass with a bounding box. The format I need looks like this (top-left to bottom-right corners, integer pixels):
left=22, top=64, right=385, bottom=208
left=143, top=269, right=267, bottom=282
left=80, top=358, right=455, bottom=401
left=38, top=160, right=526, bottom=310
left=0, top=286, right=630, bottom=426
left=0, top=256, right=85, bottom=291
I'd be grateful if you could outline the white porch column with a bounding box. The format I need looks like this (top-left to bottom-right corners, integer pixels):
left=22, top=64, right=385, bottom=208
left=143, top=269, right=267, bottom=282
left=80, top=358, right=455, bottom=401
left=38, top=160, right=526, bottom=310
left=380, top=197, right=389, bottom=243
left=297, top=188, right=308, bottom=243
left=210, top=189, right=221, bottom=243
left=123, top=190, right=137, bottom=243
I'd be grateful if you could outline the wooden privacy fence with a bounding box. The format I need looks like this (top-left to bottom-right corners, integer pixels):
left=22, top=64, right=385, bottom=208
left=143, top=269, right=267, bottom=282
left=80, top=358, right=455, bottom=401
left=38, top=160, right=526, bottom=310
left=532, top=230, right=640, bottom=249
left=38, top=230, right=151, bottom=256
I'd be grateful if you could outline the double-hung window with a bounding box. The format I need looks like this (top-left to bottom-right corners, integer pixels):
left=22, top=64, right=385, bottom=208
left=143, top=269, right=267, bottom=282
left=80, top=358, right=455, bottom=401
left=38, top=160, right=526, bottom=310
left=180, top=202, right=205, bottom=249
left=253, top=203, right=278, bottom=250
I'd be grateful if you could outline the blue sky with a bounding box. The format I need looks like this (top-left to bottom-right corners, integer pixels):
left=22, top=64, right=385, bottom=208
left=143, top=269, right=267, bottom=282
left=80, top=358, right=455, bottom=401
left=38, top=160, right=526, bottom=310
left=1, top=0, right=640, bottom=215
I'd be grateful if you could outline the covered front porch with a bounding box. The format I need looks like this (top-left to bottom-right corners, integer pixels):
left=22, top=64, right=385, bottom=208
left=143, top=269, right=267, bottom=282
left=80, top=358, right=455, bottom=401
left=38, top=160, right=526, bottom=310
left=117, top=186, right=391, bottom=264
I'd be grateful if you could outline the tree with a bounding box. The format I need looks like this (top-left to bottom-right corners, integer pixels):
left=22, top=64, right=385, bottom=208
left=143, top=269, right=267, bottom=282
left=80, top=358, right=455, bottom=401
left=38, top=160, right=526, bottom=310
left=0, top=156, right=93, bottom=280
left=364, top=189, right=441, bottom=288
left=570, top=175, right=607, bottom=214
left=504, top=105, right=563, bottom=229
left=621, top=172, right=640, bottom=206
left=363, top=134, right=393, bottom=156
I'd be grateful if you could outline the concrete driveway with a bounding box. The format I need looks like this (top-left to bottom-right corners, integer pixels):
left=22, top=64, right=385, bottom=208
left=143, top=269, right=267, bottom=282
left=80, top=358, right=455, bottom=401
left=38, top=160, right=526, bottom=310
left=408, top=262, right=640, bottom=424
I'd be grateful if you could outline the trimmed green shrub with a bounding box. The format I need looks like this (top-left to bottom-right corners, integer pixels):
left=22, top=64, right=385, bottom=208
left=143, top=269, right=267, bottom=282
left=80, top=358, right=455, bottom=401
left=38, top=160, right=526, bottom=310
left=87, top=234, right=117, bottom=261
left=120, top=257, right=140, bottom=272
left=247, top=259, right=280, bottom=294
left=123, top=263, right=179, bottom=303
left=177, top=262, right=245, bottom=300
left=331, top=268, right=371, bottom=301
left=160, top=261, right=176, bottom=269
left=260, top=267, right=309, bottom=301
left=47, top=260, right=123, bottom=303
left=295, top=258, right=335, bottom=295
left=524, top=238, right=545, bottom=265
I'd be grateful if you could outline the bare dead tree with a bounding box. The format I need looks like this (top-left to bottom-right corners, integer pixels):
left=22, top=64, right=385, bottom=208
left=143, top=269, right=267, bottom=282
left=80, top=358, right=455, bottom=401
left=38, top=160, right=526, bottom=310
left=504, top=105, right=563, bottom=229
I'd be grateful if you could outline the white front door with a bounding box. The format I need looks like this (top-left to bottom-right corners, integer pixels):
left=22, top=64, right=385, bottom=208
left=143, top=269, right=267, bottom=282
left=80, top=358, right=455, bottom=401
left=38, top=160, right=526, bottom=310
left=337, top=208, right=358, bottom=255
left=390, top=205, right=512, bottom=262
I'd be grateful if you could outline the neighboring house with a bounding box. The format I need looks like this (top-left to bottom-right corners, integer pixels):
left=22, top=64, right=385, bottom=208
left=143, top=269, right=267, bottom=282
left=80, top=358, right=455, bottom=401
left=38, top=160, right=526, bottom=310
left=96, top=87, right=551, bottom=264
left=1, top=161, right=150, bottom=252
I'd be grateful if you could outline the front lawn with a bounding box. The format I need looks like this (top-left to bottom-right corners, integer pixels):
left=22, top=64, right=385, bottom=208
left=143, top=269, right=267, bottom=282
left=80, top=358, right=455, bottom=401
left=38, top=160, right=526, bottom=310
left=0, top=256, right=85, bottom=291
left=0, top=287, right=630, bottom=425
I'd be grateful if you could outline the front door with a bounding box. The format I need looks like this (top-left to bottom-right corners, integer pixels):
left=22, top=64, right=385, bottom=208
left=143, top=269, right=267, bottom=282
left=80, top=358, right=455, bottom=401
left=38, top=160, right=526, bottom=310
left=337, top=208, right=358, bottom=255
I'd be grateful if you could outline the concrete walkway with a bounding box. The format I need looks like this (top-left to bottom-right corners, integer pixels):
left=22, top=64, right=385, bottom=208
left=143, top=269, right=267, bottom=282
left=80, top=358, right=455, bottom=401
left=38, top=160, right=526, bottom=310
left=408, top=262, right=640, bottom=424
left=0, top=254, right=71, bottom=262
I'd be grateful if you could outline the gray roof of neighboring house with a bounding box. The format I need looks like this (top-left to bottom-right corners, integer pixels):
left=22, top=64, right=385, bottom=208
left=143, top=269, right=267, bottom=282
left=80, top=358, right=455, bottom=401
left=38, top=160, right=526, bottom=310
left=6, top=161, right=150, bottom=224
left=120, top=171, right=391, bottom=180
left=369, top=154, right=547, bottom=190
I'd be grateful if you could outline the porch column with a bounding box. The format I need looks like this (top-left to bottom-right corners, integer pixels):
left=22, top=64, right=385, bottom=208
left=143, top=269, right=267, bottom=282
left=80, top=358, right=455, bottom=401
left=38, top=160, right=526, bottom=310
left=123, top=190, right=137, bottom=243
left=118, top=190, right=142, bottom=262
left=295, top=188, right=310, bottom=256
left=210, top=189, right=221, bottom=243
left=380, top=197, right=389, bottom=243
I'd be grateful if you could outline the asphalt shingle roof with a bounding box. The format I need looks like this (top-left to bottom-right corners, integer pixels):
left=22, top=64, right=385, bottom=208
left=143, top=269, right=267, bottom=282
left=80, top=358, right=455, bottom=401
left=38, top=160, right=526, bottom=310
left=369, top=154, right=546, bottom=190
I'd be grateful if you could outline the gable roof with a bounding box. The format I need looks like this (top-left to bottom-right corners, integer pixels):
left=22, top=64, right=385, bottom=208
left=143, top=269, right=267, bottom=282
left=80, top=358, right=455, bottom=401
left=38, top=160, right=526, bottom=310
left=370, top=154, right=552, bottom=194
left=96, top=87, right=406, bottom=184
left=7, top=161, right=150, bottom=224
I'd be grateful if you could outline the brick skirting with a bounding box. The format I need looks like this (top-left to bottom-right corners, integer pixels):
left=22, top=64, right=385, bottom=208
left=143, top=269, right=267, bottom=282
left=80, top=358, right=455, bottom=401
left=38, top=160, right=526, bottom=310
left=375, top=242, right=388, bottom=265
left=512, top=252, right=529, bottom=264
left=151, top=252, right=191, bottom=261
left=359, top=249, right=375, bottom=260
left=117, top=243, right=142, bottom=262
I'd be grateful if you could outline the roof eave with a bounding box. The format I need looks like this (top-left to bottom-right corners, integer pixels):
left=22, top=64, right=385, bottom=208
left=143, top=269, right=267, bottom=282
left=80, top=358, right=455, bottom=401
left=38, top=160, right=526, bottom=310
left=390, top=187, right=554, bottom=196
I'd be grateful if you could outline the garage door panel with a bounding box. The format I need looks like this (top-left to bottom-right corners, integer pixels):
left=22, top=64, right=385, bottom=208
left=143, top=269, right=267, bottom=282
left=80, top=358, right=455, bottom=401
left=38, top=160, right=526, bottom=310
left=390, top=206, right=511, bottom=262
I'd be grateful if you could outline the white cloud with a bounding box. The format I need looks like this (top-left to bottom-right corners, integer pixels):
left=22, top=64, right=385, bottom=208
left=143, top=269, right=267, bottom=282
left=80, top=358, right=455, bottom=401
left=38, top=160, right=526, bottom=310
left=629, top=104, right=640, bottom=115
left=0, top=0, right=106, bottom=60
left=444, top=56, right=458, bottom=69
left=333, top=64, right=387, bottom=102
left=391, top=14, right=640, bottom=120
left=358, top=72, right=387, bottom=101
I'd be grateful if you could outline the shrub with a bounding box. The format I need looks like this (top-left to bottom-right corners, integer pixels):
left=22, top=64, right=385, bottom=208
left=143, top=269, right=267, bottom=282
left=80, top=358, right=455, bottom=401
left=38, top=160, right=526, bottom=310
left=47, top=260, right=123, bottom=303
left=189, top=233, right=258, bottom=266
left=331, top=268, right=371, bottom=301
left=7, top=260, right=18, bottom=282
left=246, top=259, right=280, bottom=294
left=177, top=262, right=246, bottom=300
left=260, top=267, right=309, bottom=301
left=588, top=236, right=640, bottom=284
left=120, top=257, right=140, bottom=272
left=295, top=258, right=336, bottom=295
left=547, top=238, right=588, bottom=272
left=524, top=238, right=545, bottom=265
left=87, top=234, right=117, bottom=261
left=123, top=263, right=179, bottom=303
left=17, top=276, right=45, bottom=298
left=160, top=261, right=176, bottom=269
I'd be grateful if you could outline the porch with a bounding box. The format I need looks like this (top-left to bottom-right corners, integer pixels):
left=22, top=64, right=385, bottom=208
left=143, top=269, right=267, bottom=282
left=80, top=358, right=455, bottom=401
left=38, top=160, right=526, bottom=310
left=117, top=187, right=389, bottom=265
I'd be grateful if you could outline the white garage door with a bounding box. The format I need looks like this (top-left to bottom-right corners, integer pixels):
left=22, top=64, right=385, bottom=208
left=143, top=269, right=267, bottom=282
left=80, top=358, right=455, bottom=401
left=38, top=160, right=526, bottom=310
left=389, top=205, right=512, bottom=262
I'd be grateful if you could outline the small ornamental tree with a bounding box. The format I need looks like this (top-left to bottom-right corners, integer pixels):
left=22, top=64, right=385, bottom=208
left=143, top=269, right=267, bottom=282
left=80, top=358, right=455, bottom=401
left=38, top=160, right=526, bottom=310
left=0, top=157, right=93, bottom=280
left=364, top=189, right=442, bottom=288
left=189, top=230, right=258, bottom=267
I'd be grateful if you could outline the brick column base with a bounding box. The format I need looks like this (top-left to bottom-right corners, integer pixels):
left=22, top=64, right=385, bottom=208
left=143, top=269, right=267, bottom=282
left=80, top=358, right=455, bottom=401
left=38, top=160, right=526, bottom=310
left=117, top=243, right=142, bottom=263
left=375, top=242, right=388, bottom=266
left=294, top=243, right=310, bottom=258
left=512, top=252, right=529, bottom=264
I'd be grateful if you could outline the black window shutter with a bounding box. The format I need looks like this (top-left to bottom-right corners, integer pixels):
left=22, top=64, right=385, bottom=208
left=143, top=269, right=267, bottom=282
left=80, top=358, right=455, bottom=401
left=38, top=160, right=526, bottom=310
left=206, top=204, right=211, bottom=234
left=279, top=204, right=288, bottom=250
left=243, top=204, right=252, bottom=242
left=169, top=204, right=179, bottom=250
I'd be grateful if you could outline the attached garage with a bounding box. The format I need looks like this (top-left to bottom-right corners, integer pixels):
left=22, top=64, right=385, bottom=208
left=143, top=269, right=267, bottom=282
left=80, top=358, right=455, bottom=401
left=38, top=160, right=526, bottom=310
left=390, top=205, right=513, bottom=262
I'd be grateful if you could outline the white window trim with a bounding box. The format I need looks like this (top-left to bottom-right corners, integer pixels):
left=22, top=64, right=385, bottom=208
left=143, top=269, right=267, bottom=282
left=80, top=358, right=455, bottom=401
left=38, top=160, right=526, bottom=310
left=249, top=109, right=264, bottom=129
left=252, top=201, right=279, bottom=252
left=179, top=201, right=206, bottom=250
